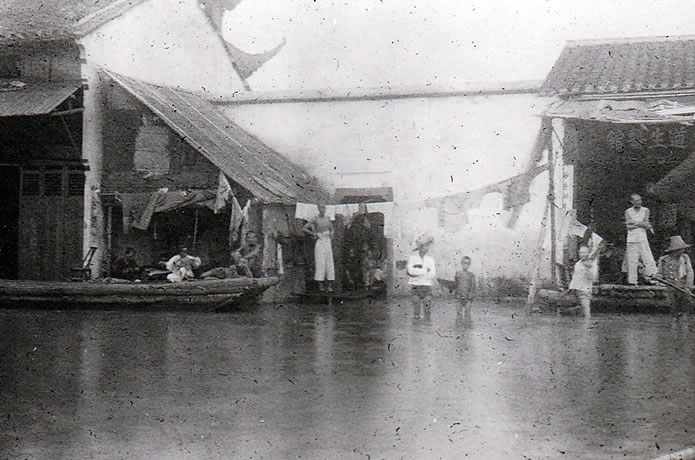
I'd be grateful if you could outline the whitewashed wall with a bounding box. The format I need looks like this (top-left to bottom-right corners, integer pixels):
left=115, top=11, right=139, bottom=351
left=79, top=0, right=244, bottom=96
left=221, top=93, right=555, bottom=292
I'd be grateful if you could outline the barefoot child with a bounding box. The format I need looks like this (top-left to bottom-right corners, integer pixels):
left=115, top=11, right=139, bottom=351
left=569, top=245, right=598, bottom=317
left=454, top=256, right=475, bottom=314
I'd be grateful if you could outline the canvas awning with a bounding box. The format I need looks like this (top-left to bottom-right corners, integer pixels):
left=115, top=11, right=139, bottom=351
left=104, top=70, right=328, bottom=205
left=0, top=81, right=80, bottom=117
left=544, top=98, right=695, bottom=124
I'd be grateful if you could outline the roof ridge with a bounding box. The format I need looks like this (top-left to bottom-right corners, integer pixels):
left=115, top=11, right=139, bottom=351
left=74, top=0, right=148, bottom=37
left=566, top=35, right=695, bottom=47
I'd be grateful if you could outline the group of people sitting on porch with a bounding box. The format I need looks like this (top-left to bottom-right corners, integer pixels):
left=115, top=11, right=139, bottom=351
left=566, top=192, right=693, bottom=318
left=111, top=231, right=262, bottom=282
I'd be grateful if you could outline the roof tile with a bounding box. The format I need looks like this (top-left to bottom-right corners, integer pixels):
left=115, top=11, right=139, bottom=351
left=541, top=37, right=695, bottom=96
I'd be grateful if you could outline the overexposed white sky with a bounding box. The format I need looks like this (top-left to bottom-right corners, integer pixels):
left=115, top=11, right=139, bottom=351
left=222, top=0, right=695, bottom=91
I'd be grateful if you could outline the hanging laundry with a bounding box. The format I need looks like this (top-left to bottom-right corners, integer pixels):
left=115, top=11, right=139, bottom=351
left=295, top=202, right=319, bottom=221
left=239, top=199, right=251, bottom=246
left=229, top=196, right=243, bottom=246
left=335, top=203, right=359, bottom=218
left=334, top=203, right=360, bottom=227
left=588, top=232, right=604, bottom=258
left=438, top=191, right=486, bottom=232
left=132, top=188, right=168, bottom=231
left=323, top=205, right=337, bottom=221
left=214, top=171, right=232, bottom=214
left=276, top=242, right=284, bottom=275
left=119, top=192, right=157, bottom=234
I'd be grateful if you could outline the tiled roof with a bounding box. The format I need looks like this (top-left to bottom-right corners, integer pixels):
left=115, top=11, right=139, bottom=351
left=0, top=0, right=144, bottom=43
left=105, top=70, right=328, bottom=204
left=540, top=37, right=695, bottom=97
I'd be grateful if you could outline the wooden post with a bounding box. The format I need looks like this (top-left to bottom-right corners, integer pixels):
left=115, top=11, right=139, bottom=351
left=527, top=200, right=551, bottom=308
left=106, top=205, right=113, bottom=278
left=549, top=142, right=557, bottom=285
left=192, top=209, right=199, bottom=253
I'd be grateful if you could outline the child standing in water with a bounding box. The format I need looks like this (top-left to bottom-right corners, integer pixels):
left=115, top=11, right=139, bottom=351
left=454, top=256, right=476, bottom=315
left=303, top=204, right=335, bottom=292
left=407, top=235, right=436, bottom=319
left=569, top=245, right=599, bottom=317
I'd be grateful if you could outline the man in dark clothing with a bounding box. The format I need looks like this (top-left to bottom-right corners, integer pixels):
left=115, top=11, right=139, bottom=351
left=113, top=247, right=143, bottom=281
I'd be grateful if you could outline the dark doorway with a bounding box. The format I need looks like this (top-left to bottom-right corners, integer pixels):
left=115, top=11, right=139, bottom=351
left=0, top=166, right=20, bottom=278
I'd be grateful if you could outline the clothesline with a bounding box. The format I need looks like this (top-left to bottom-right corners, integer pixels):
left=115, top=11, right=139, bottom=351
left=294, top=163, right=549, bottom=235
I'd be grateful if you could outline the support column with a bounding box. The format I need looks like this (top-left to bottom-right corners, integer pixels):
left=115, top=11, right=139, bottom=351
left=80, top=63, right=106, bottom=279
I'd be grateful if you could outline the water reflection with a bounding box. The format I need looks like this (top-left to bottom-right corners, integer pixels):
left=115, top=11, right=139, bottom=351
left=0, top=302, right=693, bottom=459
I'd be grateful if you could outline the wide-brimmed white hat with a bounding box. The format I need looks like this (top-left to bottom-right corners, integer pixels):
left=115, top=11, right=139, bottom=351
left=664, top=235, right=692, bottom=253
left=414, top=234, right=434, bottom=250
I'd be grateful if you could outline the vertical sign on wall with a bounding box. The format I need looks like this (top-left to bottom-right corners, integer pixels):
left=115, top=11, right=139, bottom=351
left=562, top=164, right=574, bottom=210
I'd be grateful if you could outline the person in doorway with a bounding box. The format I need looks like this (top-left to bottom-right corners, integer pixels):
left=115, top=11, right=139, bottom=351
left=657, top=235, right=694, bottom=320
left=624, top=193, right=657, bottom=285
left=454, top=256, right=476, bottom=315
left=407, top=234, right=436, bottom=319
left=112, top=247, right=143, bottom=281
left=569, top=245, right=599, bottom=317
left=165, top=247, right=201, bottom=283
left=303, top=204, right=335, bottom=292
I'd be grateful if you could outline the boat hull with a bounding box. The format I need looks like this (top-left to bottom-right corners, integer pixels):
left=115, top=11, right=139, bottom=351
left=0, top=277, right=281, bottom=312
left=535, top=284, right=673, bottom=313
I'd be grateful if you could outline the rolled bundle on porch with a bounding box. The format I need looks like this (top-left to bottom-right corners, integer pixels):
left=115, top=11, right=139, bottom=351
left=536, top=289, right=577, bottom=308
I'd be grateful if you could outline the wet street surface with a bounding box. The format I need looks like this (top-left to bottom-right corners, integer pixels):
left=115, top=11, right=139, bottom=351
left=0, top=299, right=693, bottom=459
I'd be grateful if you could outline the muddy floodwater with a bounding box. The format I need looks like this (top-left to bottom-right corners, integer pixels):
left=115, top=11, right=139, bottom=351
left=0, top=298, right=693, bottom=459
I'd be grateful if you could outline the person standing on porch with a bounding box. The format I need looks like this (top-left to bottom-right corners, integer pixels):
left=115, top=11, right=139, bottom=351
left=303, top=204, right=335, bottom=292
left=657, top=235, right=694, bottom=319
left=625, top=193, right=657, bottom=285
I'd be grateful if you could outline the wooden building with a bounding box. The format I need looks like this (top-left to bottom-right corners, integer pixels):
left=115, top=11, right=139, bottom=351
left=540, top=36, right=695, bottom=283
left=0, top=3, right=88, bottom=280
left=97, top=71, right=326, bottom=283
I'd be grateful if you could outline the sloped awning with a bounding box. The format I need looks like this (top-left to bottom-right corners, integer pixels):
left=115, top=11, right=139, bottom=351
left=0, top=81, right=80, bottom=117
left=104, top=70, right=328, bottom=205
left=544, top=98, right=695, bottom=124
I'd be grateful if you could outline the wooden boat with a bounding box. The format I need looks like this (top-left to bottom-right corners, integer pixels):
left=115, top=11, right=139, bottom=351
left=534, top=283, right=673, bottom=313
left=0, top=276, right=281, bottom=312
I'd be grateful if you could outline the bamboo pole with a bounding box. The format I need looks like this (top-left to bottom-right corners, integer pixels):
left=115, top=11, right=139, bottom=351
left=192, top=209, right=199, bottom=253
left=549, top=143, right=557, bottom=285
left=106, top=205, right=113, bottom=278
left=527, top=199, right=551, bottom=308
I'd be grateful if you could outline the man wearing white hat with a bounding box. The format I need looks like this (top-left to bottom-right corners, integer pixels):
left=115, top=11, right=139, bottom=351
left=407, top=234, right=436, bottom=319
left=657, top=235, right=694, bottom=318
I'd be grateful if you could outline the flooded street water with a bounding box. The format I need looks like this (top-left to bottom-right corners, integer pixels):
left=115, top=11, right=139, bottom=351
left=0, top=298, right=693, bottom=459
